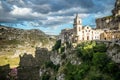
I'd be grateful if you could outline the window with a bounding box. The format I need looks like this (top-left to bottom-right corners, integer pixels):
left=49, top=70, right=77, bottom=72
left=83, top=37, right=84, bottom=40
left=79, top=27, right=81, bottom=31
left=87, top=36, right=89, bottom=40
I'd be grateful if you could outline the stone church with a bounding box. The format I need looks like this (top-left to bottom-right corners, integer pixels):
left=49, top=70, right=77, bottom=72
left=59, top=14, right=103, bottom=43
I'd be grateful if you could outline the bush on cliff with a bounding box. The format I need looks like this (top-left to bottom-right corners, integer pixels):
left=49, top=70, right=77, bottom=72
left=93, top=43, right=107, bottom=52
left=52, top=40, right=61, bottom=51
left=64, top=41, right=120, bottom=80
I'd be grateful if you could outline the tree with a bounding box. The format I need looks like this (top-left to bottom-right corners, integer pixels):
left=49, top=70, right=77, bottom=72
left=52, top=40, right=61, bottom=51
left=92, top=52, right=110, bottom=71
left=93, top=43, right=107, bottom=52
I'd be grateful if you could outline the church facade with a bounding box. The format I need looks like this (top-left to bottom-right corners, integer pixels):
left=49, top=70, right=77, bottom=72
left=73, top=14, right=103, bottom=43
left=59, top=14, right=103, bottom=43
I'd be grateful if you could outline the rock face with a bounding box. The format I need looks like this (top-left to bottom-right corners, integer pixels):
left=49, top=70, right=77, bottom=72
left=96, top=0, right=120, bottom=30
left=18, top=48, right=50, bottom=80
left=0, top=25, right=56, bottom=56
left=50, top=52, right=61, bottom=65
left=0, top=25, right=56, bottom=68
left=107, top=42, right=120, bottom=63
left=96, top=41, right=120, bottom=63
left=1, top=40, right=120, bottom=80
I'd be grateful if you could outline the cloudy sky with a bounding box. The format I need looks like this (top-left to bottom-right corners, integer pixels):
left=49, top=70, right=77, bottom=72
left=0, top=0, right=115, bottom=35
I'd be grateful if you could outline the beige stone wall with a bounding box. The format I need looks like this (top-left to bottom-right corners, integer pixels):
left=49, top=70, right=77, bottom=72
left=100, top=30, right=120, bottom=40
left=100, top=31, right=112, bottom=40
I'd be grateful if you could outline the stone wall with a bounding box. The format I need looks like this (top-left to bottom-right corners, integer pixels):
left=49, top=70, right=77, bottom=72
left=107, top=43, right=120, bottom=63
left=18, top=48, right=50, bottom=80
left=100, top=30, right=120, bottom=41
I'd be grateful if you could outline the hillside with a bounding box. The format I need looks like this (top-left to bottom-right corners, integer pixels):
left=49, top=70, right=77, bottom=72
left=0, top=40, right=120, bottom=80
left=0, top=25, right=56, bottom=67
left=0, top=25, right=120, bottom=80
left=47, top=41, right=120, bottom=80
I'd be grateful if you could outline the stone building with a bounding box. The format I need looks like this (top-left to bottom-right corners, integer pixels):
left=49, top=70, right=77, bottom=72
left=59, top=14, right=104, bottom=43
left=59, top=28, right=73, bottom=43
left=96, top=0, right=120, bottom=30
left=100, top=30, right=120, bottom=41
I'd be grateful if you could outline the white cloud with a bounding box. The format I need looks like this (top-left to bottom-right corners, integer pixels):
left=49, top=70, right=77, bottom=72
left=94, top=11, right=112, bottom=18
left=48, top=7, right=87, bottom=16
left=94, top=1, right=114, bottom=18
left=0, top=0, right=115, bottom=35
left=10, top=5, right=46, bottom=20
left=10, top=5, right=32, bottom=16
left=47, top=16, right=74, bottom=21
left=19, top=0, right=25, bottom=4
left=75, top=13, right=90, bottom=18
left=44, top=31, right=56, bottom=35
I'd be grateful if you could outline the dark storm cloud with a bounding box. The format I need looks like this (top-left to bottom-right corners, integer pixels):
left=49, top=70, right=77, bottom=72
left=0, top=0, right=115, bottom=27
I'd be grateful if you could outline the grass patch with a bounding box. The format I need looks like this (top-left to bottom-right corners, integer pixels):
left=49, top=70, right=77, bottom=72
left=0, top=55, right=19, bottom=68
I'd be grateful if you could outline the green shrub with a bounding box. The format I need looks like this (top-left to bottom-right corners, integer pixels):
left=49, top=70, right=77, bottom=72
left=66, top=41, right=72, bottom=48
left=93, top=43, right=107, bottom=52
left=42, top=74, right=50, bottom=80
left=61, top=47, right=65, bottom=53
left=61, top=53, right=66, bottom=59
left=76, top=42, right=94, bottom=62
left=52, top=40, right=61, bottom=51
left=92, top=52, right=110, bottom=71
left=45, top=61, right=60, bottom=72
left=64, top=62, right=90, bottom=80
left=89, top=74, right=104, bottom=80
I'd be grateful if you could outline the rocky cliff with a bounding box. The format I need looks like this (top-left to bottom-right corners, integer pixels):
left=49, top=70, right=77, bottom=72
left=0, top=41, right=120, bottom=80
left=0, top=25, right=56, bottom=67
left=96, top=0, right=120, bottom=30
left=107, top=42, right=120, bottom=63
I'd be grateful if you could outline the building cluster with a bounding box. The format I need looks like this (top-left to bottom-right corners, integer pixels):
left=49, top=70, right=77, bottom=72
left=59, top=0, right=120, bottom=43
left=59, top=14, right=104, bottom=43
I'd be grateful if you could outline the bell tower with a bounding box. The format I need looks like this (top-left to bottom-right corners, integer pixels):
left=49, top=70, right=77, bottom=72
left=73, top=14, right=82, bottom=35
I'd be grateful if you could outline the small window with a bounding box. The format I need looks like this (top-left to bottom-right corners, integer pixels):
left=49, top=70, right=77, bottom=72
left=79, top=27, right=80, bottom=31
left=83, top=37, right=84, bottom=40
